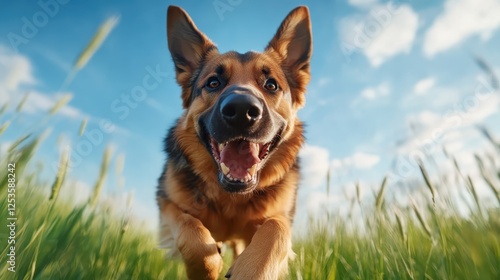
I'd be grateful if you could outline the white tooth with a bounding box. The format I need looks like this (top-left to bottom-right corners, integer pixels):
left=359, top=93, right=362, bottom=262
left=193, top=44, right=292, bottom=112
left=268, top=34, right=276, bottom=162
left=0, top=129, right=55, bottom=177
left=221, top=163, right=230, bottom=175
left=219, top=143, right=224, bottom=151
left=247, top=164, right=258, bottom=176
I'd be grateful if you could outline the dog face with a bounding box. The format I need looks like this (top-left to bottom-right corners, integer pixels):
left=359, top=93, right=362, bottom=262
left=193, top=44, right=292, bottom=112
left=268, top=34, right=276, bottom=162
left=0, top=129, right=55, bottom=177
left=167, top=6, right=311, bottom=194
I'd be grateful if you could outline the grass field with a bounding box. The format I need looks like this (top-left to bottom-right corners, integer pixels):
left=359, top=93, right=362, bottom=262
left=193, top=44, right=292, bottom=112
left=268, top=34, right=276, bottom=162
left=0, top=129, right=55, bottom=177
left=1, top=107, right=499, bottom=280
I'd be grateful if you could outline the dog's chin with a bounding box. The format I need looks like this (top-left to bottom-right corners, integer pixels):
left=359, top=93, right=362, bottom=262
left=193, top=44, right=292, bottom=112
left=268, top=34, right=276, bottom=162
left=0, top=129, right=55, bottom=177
left=218, top=173, right=258, bottom=194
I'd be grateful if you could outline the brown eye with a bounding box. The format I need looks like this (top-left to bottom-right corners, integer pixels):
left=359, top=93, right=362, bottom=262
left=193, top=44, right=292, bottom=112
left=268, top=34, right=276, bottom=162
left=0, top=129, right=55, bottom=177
left=206, top=77, right=221, bottom=89
left=264, top=79, right=278, bottom=92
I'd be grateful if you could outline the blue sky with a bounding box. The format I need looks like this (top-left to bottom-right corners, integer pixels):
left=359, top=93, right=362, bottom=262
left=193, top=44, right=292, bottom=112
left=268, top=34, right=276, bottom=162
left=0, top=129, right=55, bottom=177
left=1, top=0, right=500, bottom=230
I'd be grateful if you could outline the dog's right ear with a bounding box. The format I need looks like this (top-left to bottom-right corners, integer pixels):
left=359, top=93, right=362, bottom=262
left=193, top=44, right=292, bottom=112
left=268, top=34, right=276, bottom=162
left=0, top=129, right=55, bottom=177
left=167, top=6, right=218, bottom=108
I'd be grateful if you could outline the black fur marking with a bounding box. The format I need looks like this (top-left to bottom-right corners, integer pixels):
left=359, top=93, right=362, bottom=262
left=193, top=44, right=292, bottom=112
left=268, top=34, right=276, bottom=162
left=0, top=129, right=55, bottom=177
left=237, top=51, right=257, bottom=64
left=156, top=167, right=168, bottom=201
left=157, top=121, right=218, bottom=212
left=156, top=122, right=186, bottom=202
left=262, top=66, right=271, bottom=76
left=183, top=45, right=219, bottom=104
left=215, top=65, right=224, bottom=76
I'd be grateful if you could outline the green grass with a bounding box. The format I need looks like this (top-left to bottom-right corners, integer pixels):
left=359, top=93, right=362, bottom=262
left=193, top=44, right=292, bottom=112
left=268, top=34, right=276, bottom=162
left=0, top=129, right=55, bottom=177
left=290, top=202, right=500, bottom=280
left=0, top=137, right=186, bottom=279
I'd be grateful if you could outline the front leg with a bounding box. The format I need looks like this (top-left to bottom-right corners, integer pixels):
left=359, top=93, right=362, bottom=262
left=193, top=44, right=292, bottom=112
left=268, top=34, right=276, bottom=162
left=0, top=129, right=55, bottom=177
left=226, top=215, right=292, bottom=280
left=159, top=201, right=223, bottom=280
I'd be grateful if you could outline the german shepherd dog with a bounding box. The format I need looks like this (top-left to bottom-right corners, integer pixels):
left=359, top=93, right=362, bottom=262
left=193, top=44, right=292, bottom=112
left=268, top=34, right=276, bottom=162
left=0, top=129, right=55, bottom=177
left=157, top=5, right=311, bottom=279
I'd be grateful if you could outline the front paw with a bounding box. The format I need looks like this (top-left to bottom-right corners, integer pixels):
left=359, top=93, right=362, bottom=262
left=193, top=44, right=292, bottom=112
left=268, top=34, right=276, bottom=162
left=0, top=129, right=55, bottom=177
left=176, top=221, right=223, bottom=280
left=181, top=241, right=223, bottom=280
left=225, top=250, right=279, bottom=280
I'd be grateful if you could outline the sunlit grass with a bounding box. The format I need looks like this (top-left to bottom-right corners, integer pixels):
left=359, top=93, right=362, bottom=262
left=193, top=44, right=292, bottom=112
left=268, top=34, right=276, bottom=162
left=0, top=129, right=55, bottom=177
left=0, top=126, right=185, bottom=279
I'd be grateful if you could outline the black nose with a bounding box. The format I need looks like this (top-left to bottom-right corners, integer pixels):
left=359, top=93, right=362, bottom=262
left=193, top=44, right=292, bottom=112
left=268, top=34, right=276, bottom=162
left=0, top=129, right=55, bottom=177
left=220, top=94, right=263, bottom=127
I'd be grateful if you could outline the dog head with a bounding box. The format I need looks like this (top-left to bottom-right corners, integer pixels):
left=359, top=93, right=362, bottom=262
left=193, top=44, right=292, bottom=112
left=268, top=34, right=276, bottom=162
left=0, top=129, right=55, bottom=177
left=167, top=6, right=312, bottom=194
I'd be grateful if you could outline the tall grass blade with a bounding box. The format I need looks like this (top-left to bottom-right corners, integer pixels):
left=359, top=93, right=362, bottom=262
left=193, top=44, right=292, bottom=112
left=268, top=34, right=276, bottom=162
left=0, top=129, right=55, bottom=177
left=473, top=153, right=500, bottom=204
left=412, top=201, right=432, bottom=239
left=49, top=94, right=73, bottom=115
left=478, top=126, right=500, bottom=151
left=7, top=134, right=31, bottom=152
left=395, top=209, right=407, bottom=245
left=375, top=176, right=388, bottom=211
left=49, top=149, right=70, bottom=201
left=89, top=146, right=112, bottom=207
left=79, top=118, right=88, bottom=137
left=75, top=16, right=120, bottom=70
left=479, top=169, right=500, bottom=205
left=442, top=145, right=450, bottom=159
left=418, top=161, right=436, bottom=205
left=466, top=175, right=482, bottom=215
left=115, top=153, right=126, bottom=189
left=0, top=121, right=10, bottom=136
left=356, top=181, right=361, bottom=205
left=0, top=102, right=8, bottom=115
left=473, top=56, right=499, bottom=90
left=62, top=16, right=120, bottom=88
left=16, top=92, right=30, bottom=112
left=326, top=167, right=331, bottom=196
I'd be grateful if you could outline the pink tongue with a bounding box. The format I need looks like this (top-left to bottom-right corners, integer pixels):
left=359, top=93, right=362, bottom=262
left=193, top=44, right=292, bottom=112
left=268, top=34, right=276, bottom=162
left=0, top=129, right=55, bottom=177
left=220, top=140, right=260, bottom=179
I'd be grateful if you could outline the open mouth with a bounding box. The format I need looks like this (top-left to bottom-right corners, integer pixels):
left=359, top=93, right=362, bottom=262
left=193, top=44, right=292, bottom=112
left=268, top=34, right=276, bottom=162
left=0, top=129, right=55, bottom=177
left=209, top=138, right=273, bottom=184
left=200, top=124, right=282, bottom=192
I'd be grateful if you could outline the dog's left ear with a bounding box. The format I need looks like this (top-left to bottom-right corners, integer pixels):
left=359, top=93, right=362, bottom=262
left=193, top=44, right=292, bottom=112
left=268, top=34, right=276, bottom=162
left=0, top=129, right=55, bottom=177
left=167, top=6, right=218, bottom=108
left=266, top=6, right=312, bottom=109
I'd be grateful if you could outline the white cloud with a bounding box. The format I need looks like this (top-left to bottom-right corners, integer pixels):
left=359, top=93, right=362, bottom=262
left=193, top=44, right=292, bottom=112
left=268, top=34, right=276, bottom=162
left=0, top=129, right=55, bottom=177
left=408, top=110, right=441, bottom=126
left=331, top=152, right=380, bottom=171
left=423, top=0, right=500, bottom=57
left=0, top=46, right=35, bottom=98
left=352, top=82, right=391, bottom=106
left=351, top=152, right=381, bottom=169
left=299, top=144, right=330, bottom=189
left=339, top=4, right=419, bottom=67
left=20, top=91, right=84, bottom=119
left=0, top=141, right=12, bottom=156
left=414, top=77, right=436, bottom=95
left=0, top=57, right=34, bottom=91
left=364, top=5, right=419, bottom=67
left=362, top=82, right=390, bottom=100
left=398, top=92, right=500, bottom=155
left=0, top=45, right=84, bottom=119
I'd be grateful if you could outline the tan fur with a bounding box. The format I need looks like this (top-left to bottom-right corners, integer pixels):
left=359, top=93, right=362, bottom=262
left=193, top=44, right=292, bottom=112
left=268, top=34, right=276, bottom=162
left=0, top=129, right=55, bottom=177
left=158, top=5, right=312, bottom=280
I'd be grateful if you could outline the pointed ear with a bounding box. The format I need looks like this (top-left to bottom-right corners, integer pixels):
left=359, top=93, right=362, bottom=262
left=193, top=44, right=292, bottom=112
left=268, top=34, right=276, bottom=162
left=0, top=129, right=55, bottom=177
left=265, top=6, right=312, bottom=108
left=167, top=6, right=218, bottom=108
